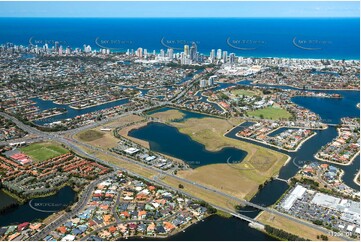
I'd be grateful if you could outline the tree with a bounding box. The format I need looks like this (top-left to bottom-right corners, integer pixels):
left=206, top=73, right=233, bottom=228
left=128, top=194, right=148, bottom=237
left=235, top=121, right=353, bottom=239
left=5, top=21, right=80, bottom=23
left=320, top=235, right=328, bottom=241
left=178, top=184, right=184, bottom=189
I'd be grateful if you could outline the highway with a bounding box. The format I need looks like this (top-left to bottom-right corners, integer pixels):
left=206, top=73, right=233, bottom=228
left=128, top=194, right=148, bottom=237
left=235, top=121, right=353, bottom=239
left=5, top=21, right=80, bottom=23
left=0, top=110, right=350, bottom=241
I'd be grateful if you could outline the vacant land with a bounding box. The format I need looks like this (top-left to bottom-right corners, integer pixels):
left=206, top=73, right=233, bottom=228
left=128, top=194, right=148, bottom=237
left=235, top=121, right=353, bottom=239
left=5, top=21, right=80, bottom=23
left=20, top=142, right=69, bottom=162
left=247, top=106, right=292, bottom=120
left=256, top=211, right=341, bottom=241
left=73, top=142, right=238, bottom=211
left=161, top=176, right=239, bottom=210
left=171, top=117, right=288, bottom=200
left=77, top=130, right=104, bottom=142
left=76, top=128, right=119, bottom=149
left=83, top=110, right=288, bottom=201
left=149, top=109, right=185, bottom=122
left=103, top=114, right=145, bottom=128
left=76, top=114, right=147, bottom=149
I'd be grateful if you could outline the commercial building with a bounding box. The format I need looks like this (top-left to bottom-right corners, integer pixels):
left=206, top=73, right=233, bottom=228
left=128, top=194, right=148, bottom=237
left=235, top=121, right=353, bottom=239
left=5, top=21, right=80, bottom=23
left=199, top=79, right=207, bottom=88
left=281, top=185, right=307, bottom=210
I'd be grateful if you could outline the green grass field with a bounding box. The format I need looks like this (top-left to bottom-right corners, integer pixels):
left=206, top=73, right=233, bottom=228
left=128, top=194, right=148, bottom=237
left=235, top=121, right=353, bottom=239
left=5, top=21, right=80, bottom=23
left=247, top=106, right=292, bottom=120
left=20, top=142, right=69, bottom=162
left=231, top=89, right=258, bottom=97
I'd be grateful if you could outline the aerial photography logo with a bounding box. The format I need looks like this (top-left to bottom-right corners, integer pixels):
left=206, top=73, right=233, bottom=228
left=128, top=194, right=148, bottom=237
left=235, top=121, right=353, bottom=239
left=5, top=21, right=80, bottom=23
left=160, top=37, right=201, bottom=50
left=29, top=200, right=69, bottom=213
left=291, top=157, right=309, bottom=169
left=226, top=37, right=265, bottom=51
left=28, top=36, right=68, bottom=47
left=226, top=156, right=271, bottom=171
left=95, top=37, right=135, bottom=50
left=292, top=37, right=332, bottom=51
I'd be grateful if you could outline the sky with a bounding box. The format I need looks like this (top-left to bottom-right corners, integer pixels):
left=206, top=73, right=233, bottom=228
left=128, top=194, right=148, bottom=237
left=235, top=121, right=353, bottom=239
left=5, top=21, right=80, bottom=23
left=0, top=1, right=359, bottom=18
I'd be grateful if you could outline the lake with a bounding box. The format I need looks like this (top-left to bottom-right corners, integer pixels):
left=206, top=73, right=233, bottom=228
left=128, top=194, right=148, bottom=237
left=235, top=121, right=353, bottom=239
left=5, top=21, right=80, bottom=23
left=129, top=122, right=247, bottom=168
left=0, top=186, right=77, bottom=227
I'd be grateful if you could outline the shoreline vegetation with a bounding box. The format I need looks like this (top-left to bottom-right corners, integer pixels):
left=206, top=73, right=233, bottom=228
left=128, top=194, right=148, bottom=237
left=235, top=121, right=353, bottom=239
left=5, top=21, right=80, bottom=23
left=1, top=188, right=26, bottom=204
left=0, top=182, right=75, bottom=205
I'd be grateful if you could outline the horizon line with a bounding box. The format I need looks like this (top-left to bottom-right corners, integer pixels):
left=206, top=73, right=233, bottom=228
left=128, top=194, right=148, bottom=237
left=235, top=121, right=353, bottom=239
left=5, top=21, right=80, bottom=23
left=0, top=16, right=359, bottom=19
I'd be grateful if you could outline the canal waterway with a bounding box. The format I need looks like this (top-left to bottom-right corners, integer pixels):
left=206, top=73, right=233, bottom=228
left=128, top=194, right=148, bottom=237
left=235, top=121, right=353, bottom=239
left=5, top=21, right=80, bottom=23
left=0, top=81, right=358, bottom=240
left=0, top=186, right=77, bottom=227
left=33, top=97, right=129, bottom=125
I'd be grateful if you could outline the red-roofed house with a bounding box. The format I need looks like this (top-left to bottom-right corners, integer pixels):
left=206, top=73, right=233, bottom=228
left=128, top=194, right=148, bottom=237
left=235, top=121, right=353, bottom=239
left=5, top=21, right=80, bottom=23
left=17, top=222, right=29, bottom=232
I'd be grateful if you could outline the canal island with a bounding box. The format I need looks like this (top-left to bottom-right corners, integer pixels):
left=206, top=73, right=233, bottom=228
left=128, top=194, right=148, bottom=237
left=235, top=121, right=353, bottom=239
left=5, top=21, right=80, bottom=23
left=0, top=2, right=360, bottom=242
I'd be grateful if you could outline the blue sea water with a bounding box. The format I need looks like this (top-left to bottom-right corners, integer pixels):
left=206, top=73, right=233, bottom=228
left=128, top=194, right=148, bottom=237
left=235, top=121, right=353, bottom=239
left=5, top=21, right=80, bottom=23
left=0, top=17, right=359, bottom=59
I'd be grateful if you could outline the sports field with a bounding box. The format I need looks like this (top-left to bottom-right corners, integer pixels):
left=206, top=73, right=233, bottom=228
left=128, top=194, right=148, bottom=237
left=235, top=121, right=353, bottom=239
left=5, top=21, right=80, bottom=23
left=247, top=106, right=292, bottom=120
left=20, top=142, right=69, bottom=162
left=231, top=89, right=259, bottom=97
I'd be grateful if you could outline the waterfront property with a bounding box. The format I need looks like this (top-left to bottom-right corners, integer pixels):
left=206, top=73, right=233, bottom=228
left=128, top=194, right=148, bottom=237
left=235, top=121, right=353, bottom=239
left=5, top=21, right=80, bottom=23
left=295, top=162, right=359, bottom=199
left=315, top=117, right=360, bottom=165
left=236, top=121, right=316, bottom=152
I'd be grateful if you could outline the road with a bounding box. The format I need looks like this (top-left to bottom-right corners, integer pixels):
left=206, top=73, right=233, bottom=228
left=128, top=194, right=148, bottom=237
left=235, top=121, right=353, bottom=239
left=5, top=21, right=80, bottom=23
left=29, top=172, right=116, bottom=241
left=0, top=110, right=350, bottom=241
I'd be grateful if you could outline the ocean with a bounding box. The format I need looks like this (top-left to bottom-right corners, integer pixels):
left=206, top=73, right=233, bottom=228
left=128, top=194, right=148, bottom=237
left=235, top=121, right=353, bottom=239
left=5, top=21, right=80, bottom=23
left=0, top=17, right=359, bottom=60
